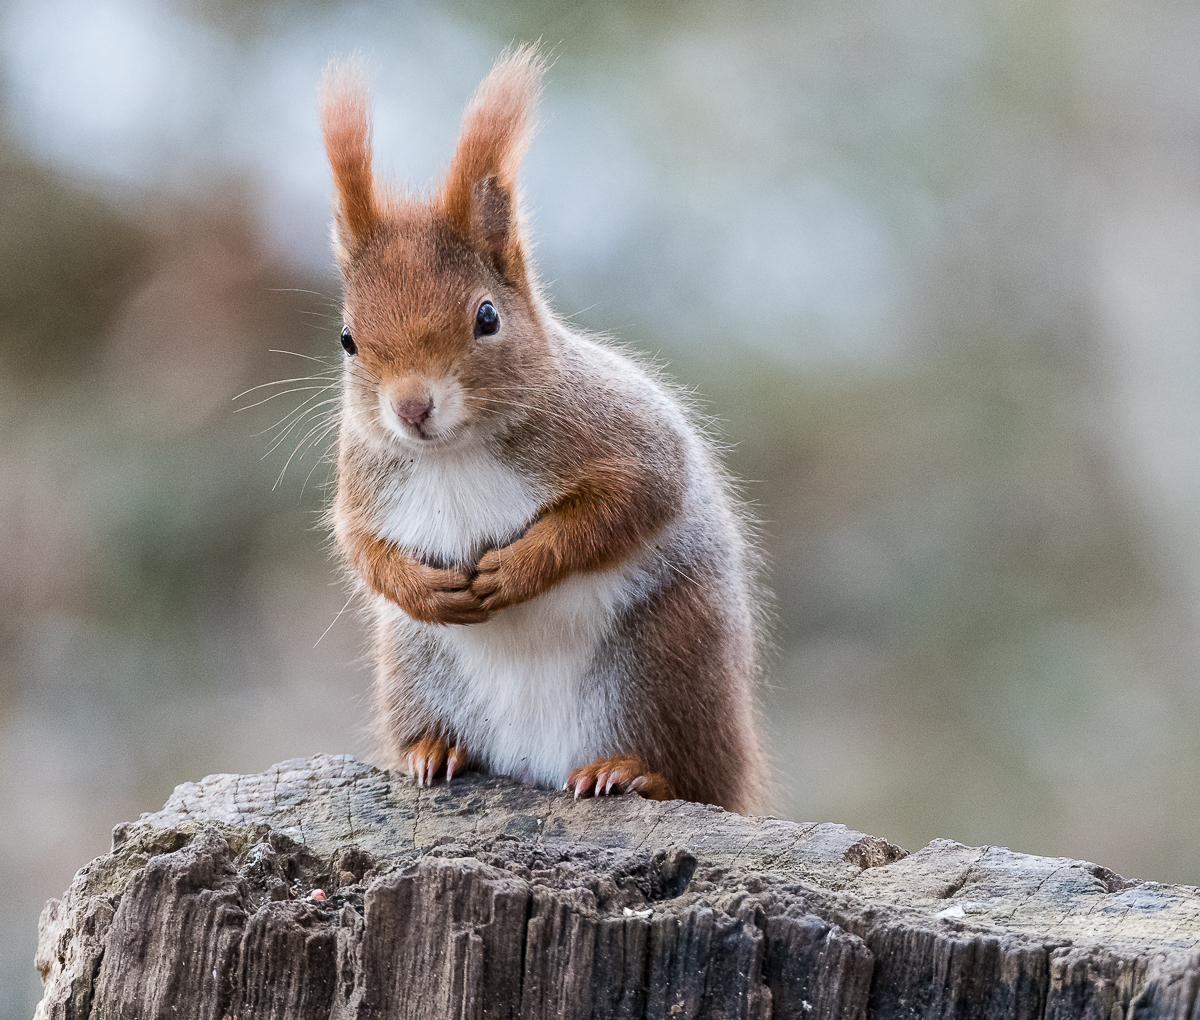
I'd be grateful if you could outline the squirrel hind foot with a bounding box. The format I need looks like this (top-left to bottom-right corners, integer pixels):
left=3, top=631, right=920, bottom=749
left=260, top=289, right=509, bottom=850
left=404, top=736, right=470, bottom=787
left=566, top=754, right=674, bottom=802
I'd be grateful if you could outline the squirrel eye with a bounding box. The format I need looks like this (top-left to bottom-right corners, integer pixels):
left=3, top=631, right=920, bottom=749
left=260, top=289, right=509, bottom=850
left=474, top=301, right=500, bottom=338
left=340, top=325, right=357, bottom=355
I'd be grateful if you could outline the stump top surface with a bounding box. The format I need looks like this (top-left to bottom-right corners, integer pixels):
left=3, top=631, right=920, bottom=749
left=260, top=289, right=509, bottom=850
left=136, top=752, right=1199, bottom=956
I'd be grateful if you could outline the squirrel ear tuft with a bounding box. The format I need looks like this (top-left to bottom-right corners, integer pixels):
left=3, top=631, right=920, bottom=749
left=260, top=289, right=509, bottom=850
left=320, top=58, right=377, bottom=252
left=439, top=45, right=544, bottom=289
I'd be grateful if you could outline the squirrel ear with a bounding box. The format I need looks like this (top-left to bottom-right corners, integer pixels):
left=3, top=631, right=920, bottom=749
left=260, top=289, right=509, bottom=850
left=439, top=46, right=544, bottom=291
left=320, top=59, right=378, bottom=255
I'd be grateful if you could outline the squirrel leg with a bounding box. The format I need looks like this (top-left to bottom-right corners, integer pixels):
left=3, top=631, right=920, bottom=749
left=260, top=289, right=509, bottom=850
left=404, top=735, right=471, bottom=787
left=470, top=459, right=677, bottom=613
left=333, top=501, right=492, bottom=624
left=566, top=755, right=674, bottom=802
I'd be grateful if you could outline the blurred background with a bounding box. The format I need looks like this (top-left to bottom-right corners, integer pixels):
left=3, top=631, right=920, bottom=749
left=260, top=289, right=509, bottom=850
left=3, top=0, right=1200, bottom=1012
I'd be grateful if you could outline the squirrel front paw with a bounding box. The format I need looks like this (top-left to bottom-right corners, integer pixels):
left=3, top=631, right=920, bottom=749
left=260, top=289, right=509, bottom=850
left=405, top=735, right=471, bottom=787
left=566, top=755, right=674, bottom=801
left=470, top=540, right=547, bottom=612
left=469, top=545, right=519, bottom=612
left=395, top=563, right=494, bottom=625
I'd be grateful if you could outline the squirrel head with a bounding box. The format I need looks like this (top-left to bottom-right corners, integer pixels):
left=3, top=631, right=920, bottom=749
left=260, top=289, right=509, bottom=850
left=320, top=47, right=549, bottom=450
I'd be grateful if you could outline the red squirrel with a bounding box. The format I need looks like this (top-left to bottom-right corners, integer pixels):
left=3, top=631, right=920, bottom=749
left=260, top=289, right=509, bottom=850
left=319, top=47, right=767, bottom=814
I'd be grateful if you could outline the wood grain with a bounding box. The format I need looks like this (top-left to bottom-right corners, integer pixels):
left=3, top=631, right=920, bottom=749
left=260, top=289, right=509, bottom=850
left=34, top=755, right=1200, bottom=1019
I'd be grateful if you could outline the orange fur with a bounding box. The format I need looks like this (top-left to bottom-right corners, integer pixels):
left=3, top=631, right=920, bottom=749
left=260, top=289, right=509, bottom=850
left=333, top=489, right=492, bottom=625
left=321, top=48, right=769, bottom=814
left=405, top=735, right=471, bottom=785
left=319, top=60, right=377, bottom=246
left=567, top=754, right=674, bottom=801
left=470, top=457, right=677, bottom=613
left=437, top=45, right=543, bottom=291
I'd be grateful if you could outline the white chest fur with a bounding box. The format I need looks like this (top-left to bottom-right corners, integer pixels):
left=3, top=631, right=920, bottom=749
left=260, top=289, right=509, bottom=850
left=373, top=444, right=641, bottom=786
left=383, top=565, right=635, bottom=787
left=373, top=445, right=542, bottom=566
left=434, top=564, right=634, bottom=785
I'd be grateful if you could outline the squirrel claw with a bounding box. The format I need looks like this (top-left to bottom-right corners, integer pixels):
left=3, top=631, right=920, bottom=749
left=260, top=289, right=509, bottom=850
left=567, top=754, right=674, bottom=802
left=404, top=736, right=469, bottom=787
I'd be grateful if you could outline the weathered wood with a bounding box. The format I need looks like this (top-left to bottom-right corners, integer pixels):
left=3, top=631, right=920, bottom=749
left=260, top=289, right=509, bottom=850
left=34, top=754, right=1200, bottom=1019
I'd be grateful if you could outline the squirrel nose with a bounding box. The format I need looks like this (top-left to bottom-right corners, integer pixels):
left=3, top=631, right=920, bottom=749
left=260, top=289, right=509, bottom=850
left=395, top=397, right=433, bottom=427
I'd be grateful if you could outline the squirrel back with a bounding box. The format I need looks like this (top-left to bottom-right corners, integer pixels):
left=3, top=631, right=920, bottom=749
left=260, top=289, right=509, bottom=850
left=320, top=48, right=768, bottom=814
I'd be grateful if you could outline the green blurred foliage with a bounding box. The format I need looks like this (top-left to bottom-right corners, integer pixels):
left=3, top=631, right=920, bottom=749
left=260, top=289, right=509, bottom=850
left=4, top=0, right=1200, bottom=1014
left=0, top=153, right=152, bottom=378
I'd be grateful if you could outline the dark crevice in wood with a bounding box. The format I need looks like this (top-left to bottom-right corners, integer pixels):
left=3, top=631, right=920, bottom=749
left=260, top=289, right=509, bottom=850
left=34, top=754, right=1200, bottom=1020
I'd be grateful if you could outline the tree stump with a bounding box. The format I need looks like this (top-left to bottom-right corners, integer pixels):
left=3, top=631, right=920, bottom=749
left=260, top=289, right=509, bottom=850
left=34, top=754, right=1200, bottom=1019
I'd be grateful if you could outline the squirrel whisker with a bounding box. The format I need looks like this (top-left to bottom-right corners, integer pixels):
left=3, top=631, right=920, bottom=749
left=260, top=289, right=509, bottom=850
left=260, top=391, right=339, bottom=441
left=233, top=374, right=338, bottom=401
left=237, top=384, right=336, bottom=414
left=264, top=403, right=340, bottom=459
left=275, top=415, right=341, bottom=490
left=314, top=45, right=767, bottom=813
left=268, top=348, right=334, bottom=363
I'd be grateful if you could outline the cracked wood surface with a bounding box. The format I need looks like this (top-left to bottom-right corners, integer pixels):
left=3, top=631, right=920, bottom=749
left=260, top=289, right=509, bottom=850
left=34, top=753, right=1200, bottom=1019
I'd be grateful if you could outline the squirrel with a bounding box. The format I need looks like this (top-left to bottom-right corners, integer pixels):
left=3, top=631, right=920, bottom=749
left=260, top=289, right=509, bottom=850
left=318, top=47, right=768, bottom=814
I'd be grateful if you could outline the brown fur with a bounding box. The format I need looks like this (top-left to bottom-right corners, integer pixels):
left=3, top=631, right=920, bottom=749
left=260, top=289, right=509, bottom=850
left=406, top=734, right=471, bottom=786
left=437, top=47, right=542, bottom=292
left=470, top=456, right=679, bottom=614
left=319, top=59, right=377, bottom=245
left=320, top=48, right=768, bottom=814
left=567, top=755, right=674, bottom=801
